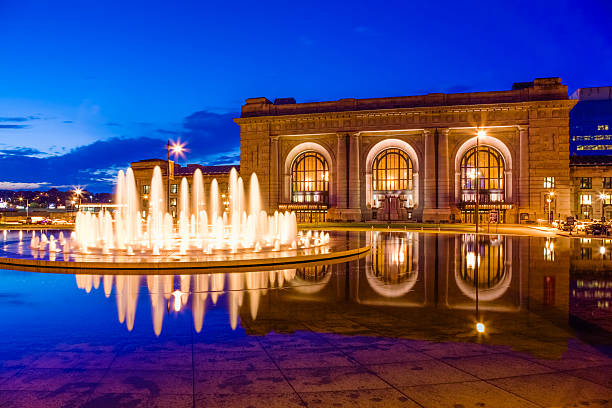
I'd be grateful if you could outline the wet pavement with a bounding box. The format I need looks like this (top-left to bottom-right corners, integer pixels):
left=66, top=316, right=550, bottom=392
left=0, top=232, right=610, bottom=407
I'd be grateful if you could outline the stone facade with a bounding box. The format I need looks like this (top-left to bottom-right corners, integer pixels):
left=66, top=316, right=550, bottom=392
left=236, top=78, right=577, bottom=223
left=130, top=159, right=236, bottom=217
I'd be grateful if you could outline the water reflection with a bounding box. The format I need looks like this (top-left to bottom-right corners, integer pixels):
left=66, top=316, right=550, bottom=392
left=75, top=268, right=328, bottom=336
left=68, top=232, right=611, bottom=352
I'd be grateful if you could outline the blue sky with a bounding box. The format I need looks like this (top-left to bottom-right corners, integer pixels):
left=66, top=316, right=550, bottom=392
left=1, top=0, right=611, bottom=191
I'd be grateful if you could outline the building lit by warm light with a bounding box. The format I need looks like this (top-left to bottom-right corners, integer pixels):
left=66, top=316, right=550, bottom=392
left=236, top=78, right=583, bottom=223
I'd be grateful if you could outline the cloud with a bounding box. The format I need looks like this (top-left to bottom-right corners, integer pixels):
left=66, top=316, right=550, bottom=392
left=206, top=152, right=240, bottom=165
left=0, top=124, right=30, bottom=129
left=0, top=147, right=45, bottom=156
left=0, top=116, right=40, bottom=122
left=0, top=181, right=51, bottom=190
left=177, top=111, right=239, bottom=159
left=0, top=110, right=241, bottom=192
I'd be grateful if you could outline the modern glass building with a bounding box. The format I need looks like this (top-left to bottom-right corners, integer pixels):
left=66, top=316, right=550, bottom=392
left=570, top=86, right=612, bottom=155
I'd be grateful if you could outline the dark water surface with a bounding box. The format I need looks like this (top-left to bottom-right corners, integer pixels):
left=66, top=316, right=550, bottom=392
left=0, top=232, right=610, bottom=407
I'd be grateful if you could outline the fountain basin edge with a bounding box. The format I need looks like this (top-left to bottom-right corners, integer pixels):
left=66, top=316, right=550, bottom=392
left=0, top=245, right=370, bottom=275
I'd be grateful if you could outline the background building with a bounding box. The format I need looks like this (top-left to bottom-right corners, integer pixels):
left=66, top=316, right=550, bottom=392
left=130, top=159, right=236, bottom=217
left=570, top=86, right=612, bottom=155
left=236, top=78, right=576, bottom=224
left=570, top=155, right=612, bottom=220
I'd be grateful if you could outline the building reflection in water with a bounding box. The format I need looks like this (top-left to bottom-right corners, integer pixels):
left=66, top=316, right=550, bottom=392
left=73, top=232, right=611, bottom=352
left=457, top=234, right=510, bottom=302
left=366, top=232, right=418, bottom=297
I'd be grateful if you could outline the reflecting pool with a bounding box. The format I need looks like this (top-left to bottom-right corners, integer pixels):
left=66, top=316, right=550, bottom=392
left=0, top=232, right=610, bottom=407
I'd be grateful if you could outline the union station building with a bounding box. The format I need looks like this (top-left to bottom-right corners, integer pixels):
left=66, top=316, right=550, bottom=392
left=131, top=77, right=612, bottom=224
left=236, top=77, right=577, bottom=223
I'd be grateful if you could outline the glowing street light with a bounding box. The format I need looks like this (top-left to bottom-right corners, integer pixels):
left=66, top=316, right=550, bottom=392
left=73, top=187, right=83, bottom=211
left=476, top=322, right=485, bottom=333
left=600, top=192, right=607, bottom=222
left=19, top=197, right=29, bottom=218
left=166, top=139, right=188, bottom=215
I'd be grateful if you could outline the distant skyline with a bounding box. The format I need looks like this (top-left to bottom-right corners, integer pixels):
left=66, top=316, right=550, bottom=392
left=1, top=0, right=611, bottom=191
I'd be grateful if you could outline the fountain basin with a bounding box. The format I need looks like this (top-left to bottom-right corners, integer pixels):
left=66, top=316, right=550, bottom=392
left=0, top=230, right=369, bottom=274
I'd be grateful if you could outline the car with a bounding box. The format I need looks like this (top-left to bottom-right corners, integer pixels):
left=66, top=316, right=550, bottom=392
left=586, top=223, right=607, bottom=236
left=52, top=219, right=70, bottom=225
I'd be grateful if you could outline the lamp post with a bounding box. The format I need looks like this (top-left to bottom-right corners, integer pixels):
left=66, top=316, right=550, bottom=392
left=166, top=139, right=186, bottom=215
left=475, top=130, right=486, bottom=233
left=600, top=192, right=606, bottom=222
left=19, top=197, right=29, bottom=218
left=73, top=187, right=83, bottom=212
left=546, top=191, right=554, bottom=224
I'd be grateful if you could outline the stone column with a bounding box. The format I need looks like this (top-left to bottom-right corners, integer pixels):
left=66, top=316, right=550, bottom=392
left=336, top=133, right=348, bottom=209
left=421, top=129, right=437, bottom=221
left=269, top=136, right=279, bottom=208
left=437, top=128, right=451, bottom=216
left=348, top=132, right=361, bottom=209
left=519, top=126, right=530, bottom=214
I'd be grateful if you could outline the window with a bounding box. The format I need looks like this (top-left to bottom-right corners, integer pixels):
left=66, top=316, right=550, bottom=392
left=597, top=124, right=609, bottom=131
left=372, top=148, right=413, bottom=191
left=142, top=185, right=150, bottom=194
left=604, top=178, right=612, bottom=189
left=169, top=198, right=177, bottom=206
left=544, top=177, right=555, bottom=189
left=170, top=184, right=178, bottom=194
left=580, top=194, right=592, bottom=205
left=460, top=146, right=505, bottom=203
left=291, top=151, right=329, bottom=203
left=580, top=177, right=592, bottom=189
left=577, top=145, right=612, bottom=151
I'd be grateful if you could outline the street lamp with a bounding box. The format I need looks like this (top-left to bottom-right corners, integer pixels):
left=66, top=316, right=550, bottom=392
left=166, top=140, right=187, bottom=215
left=73, top=187, right=83, bottom=211
left=547, top=191, right=555, bottom=224
left=600, top=192, right=607, bottom=222
left=475, top=129, right=486, bottom=233
left=18, top=197, right=29, bottom=218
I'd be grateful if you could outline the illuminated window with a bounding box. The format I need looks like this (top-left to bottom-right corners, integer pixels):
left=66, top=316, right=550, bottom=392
left=597, top=124, right=609, bottom=131
left=603, top=178, right=612, bottom=189
left=580, top=177, right=592, bottom=189
left=544, top=177, right=555, bottom=189
left=577, top=145, right=612, bottom=151
left=170, top=198, right=177, bottom=206
left=170, top=184, right=178, bottom=194
left=291, top=151, right=329, bottom=203
left=142, top=185, right=150, bottom=194
left=372, top=148, right=413, bottom=191
left=602, top=193, right=612, bottom=205
left=460, top=146, right=505, bottom=203
left=580, top=194, right=592, bottom=205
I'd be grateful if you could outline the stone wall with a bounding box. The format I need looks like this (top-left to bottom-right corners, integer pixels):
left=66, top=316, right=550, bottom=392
left=236, top=78, right=577, bottom=223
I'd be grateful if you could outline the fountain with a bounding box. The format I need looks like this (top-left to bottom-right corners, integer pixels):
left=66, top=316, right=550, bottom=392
left=0, top=165, right=372, bottom=272
left=71, top=166, right=326, bottom=257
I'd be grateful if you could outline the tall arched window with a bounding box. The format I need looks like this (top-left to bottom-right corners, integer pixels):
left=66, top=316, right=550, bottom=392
left=460, top=146, right=505, bottom=203
left=372, top=148, right=413, bottom=192
left=291, top=151, right=329, bottom=203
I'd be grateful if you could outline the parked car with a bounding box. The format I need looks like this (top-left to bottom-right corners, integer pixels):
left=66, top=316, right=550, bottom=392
left=51, top=219, right=71, bottom=225
left=586, top=223, right=607, bottom=236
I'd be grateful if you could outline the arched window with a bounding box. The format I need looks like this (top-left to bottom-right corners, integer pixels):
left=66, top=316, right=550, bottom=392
left=460, top=146, right=505, bottom=203
left=291, top=151, right=329, bottom=203
left=372, top=148, right=413, bottom=191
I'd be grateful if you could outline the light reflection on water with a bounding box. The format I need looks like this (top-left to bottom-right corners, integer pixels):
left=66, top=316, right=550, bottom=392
left=62, top=231, right=612, bottom=347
